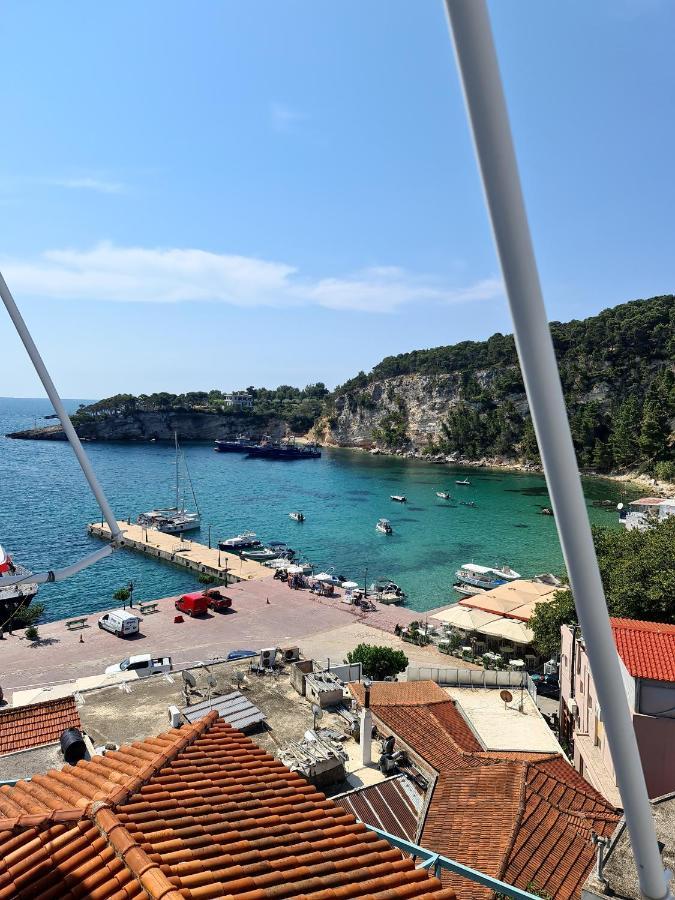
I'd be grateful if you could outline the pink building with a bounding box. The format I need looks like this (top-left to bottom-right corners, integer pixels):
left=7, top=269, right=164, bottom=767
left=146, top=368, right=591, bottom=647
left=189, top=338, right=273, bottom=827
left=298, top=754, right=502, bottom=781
left=560, top=617, right=675, bottom=807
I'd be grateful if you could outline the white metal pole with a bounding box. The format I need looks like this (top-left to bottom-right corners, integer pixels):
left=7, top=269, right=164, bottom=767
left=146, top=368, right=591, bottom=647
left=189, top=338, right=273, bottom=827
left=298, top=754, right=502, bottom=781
left=442, top=3, right=671, bottom=899
left=0, top=271, right=122, bottom=543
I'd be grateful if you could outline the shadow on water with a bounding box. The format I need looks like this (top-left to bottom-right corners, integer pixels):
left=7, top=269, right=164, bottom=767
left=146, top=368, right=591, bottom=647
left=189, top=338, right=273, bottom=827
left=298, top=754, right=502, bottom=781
left=504, top=487, right=550, bottom=496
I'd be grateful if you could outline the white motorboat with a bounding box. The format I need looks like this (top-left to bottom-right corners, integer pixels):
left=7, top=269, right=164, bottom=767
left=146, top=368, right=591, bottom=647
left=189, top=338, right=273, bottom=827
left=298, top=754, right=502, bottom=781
left=390, top=495, right=407, bottom=502
left=456, top=478, right=471, bottom=486
left=436, top=491, right=451, bottom=500
left=138, top=433, right=201, bottom=534
left=0, top=545, right=39, bottom=611
left=369, top=578, right=406, bottom=600
left=455, top=562, right=521, bottom=591
left=289, top=511, right=305, bottom=522
left=376, top=518, right=393, bottom=534
left=452, top=582, right=488, bottom=597
left=218, top=531, right=261, bottom=552
left=240, top=547, right=279, bottom=562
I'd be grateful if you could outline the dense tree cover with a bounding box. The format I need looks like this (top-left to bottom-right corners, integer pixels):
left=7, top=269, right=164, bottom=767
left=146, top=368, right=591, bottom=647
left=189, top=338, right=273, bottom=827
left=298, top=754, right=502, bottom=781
left=75, top=383, right=329, bottom=435
left=530, top=518, right=675, bottom=656
left=334, top=296, right=675, bottom=473
left=346, top=643, right=409, bottom=680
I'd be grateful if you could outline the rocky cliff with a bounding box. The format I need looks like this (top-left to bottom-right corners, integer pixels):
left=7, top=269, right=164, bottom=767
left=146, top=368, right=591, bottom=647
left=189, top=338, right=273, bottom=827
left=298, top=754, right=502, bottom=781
left=7, top=411, right=289, bottom=442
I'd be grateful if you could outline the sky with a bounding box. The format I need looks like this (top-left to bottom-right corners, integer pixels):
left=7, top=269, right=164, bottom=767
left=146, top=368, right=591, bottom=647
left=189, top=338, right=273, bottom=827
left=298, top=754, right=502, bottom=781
left=1, top=0, right=674, bottom=398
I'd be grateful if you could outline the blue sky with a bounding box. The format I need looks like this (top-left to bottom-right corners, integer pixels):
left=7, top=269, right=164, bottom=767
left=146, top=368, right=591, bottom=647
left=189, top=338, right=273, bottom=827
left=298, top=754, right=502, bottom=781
left=2, top=0, right=674, bottom=398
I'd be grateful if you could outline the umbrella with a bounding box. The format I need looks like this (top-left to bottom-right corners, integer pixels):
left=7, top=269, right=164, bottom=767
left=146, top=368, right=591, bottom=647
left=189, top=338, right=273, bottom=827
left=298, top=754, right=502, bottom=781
left=315, top=573, right=333, bottom=582
left=342, top=581, right=359, bottom=589
left=286, top=565, right=303, bottom=574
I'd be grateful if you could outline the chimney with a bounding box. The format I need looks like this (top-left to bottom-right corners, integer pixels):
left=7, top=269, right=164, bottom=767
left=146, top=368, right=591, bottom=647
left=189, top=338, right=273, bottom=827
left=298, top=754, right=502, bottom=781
left=360, top=679, right=372, bottom=766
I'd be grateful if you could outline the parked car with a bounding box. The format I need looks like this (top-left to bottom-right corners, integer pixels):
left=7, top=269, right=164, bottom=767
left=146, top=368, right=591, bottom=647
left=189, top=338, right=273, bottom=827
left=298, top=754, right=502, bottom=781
left=535, top=674, right=560, bottom=700
left=226, top=649, right=257, bottom=661
left=105, top=654, right=172, bottom=677
left=175, top=591, right=210, bottom=617
left=97, top=609, right=140, bottom=637
left=204, top=589, right=232, bottom=613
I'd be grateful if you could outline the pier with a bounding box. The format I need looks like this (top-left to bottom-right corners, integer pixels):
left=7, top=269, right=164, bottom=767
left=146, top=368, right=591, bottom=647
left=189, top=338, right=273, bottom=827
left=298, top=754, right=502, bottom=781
left=87, top=521, right=270, bottom=583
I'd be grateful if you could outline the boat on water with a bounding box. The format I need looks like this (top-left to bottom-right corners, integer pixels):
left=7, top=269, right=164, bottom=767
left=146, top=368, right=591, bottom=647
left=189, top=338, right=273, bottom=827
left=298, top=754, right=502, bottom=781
left=459, top=500, right=477, bottom=508
left=456, top=478, right=471, bottom=486
left=214, top=435, right=256, bottom=453
left=246, top=438, right=321, bottom=460
left=289, top=511, right=305, bottom=522
left=0, top=545, right=39, bottom=615
left=240, top=547, right=279, bottom=562
left=376, top=518, right=393, bottom=534
left=452, top=582, right=489, bottom=597
left=390, top=495, right=407, bottom=503
left=436, top=491, right=452, bottom=500
left=218, top=531, right=261, bottom=553
left=138, top=433, right=201, bottom=534
left=369, top=578, right=406, bottom=599
left=454, top=562, right=522, bottom=591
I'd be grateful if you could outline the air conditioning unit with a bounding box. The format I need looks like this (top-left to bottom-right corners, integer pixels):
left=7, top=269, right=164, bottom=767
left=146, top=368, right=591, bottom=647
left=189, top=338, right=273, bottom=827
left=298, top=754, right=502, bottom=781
left=168, top=705, right=182, bottom=728
left=260, top=647, right=277, bottom=668
left=283, top=647, right=300, bottom=662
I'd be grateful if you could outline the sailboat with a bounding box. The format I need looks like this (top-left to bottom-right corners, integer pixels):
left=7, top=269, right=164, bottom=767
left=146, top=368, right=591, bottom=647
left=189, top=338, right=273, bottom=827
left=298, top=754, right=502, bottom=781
left=137, top=433, right=201, bottom=534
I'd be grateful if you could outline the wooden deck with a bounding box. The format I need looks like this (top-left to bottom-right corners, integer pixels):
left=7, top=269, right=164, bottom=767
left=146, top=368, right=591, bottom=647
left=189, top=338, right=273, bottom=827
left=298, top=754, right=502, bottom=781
left=87, top=521, right=270, bottom=583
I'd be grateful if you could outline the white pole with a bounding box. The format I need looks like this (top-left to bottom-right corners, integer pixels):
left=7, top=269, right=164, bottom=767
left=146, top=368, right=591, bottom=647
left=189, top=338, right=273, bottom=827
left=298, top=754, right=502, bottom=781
left=442, top=3, right=670, bottom=899
left=0, top=271, right=122, bottom=543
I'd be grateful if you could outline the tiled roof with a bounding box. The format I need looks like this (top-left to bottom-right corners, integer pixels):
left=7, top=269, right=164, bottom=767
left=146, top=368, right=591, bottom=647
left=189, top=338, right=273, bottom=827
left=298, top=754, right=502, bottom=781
left=0, top=696, right=81, bottom=756
left=350, top=680, right=450, bottom=707
left=350, top=681, right=619, bottom=900
left=611, top=617, right=675, bottom=683
left=333, top=774, right=424, bottom=842
left=0, top=711, right=456, bottom=900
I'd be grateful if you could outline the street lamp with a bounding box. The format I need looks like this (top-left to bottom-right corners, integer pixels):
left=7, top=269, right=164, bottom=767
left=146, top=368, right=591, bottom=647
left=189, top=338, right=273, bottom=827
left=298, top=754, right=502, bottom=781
left=207, top=523, right=212, bottom=549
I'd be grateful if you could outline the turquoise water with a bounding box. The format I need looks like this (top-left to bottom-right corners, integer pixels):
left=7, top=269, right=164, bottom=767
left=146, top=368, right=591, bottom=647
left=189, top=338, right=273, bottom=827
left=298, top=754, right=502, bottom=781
left=0, top=398, right=636, bottom=624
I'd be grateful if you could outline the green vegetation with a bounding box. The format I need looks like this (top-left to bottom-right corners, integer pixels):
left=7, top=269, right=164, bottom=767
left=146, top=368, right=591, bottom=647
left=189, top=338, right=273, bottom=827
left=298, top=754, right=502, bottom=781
left=197, top=573, right=218, bottom=585
left=8, top=600, right=45, bottom=630
left=530, top=518, right=675, bottom=656
left=346, top=644, right=409, bottom=680
left=334, top=296, right=675, bottom=473
left=74, top=383, right=329, bottom=435
left=25, top=624, right=39, bottom=642
left=113, top=586, right=132, bottom=603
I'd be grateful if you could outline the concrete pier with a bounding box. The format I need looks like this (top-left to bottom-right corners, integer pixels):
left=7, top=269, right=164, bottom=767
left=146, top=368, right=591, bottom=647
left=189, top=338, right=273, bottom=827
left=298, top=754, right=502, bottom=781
left=87, top=521, right=270, bottom=583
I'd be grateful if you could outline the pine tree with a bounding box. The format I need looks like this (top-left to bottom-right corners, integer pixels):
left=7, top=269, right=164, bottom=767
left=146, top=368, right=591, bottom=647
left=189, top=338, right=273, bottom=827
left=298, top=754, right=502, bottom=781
left=611, top=397, right=641, bottom=467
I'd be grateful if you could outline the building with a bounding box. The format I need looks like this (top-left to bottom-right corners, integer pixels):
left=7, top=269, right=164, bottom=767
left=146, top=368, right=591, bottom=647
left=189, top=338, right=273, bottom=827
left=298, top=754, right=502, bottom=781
left=582, top=792, right=675, bottom=899
left=0, top=711, right=455, bottom=899
left=349, top=680, right=619, bottom=900
left=618, top=496, right=675, bottom=530
left=560, top=618, right=675, bottom=805
left=223, top=391, right=254, bottom=409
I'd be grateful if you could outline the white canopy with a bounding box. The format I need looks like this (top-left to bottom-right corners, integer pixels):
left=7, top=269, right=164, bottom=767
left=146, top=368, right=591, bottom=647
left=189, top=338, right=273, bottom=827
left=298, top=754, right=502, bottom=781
left=476, top=618, right=535, bottom=646
left=315, top=573, right=333, bottom=582
left=434, top=605, right=500, bottom=631
left=342, top=581, right=360, bottom=589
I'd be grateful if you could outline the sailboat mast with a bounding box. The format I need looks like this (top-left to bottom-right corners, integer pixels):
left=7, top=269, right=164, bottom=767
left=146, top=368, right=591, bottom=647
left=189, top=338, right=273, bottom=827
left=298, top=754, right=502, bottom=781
left=175, top=431, right=180, bottom=510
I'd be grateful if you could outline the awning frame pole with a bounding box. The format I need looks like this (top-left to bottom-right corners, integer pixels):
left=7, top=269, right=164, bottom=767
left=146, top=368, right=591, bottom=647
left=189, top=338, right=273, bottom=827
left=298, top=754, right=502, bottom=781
left=442, top=3, right=671, bottom=898
left=0, top=271, right=122, bottom=551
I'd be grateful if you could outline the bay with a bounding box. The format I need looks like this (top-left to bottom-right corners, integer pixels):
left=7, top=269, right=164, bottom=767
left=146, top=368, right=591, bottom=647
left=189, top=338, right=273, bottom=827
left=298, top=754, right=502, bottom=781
left=0, top=397, right=637, bottom=624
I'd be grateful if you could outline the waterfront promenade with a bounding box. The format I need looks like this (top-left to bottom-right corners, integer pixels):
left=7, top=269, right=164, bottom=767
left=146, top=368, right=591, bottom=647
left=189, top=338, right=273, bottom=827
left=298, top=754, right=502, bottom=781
left=0, top=575, right=464, bottom=701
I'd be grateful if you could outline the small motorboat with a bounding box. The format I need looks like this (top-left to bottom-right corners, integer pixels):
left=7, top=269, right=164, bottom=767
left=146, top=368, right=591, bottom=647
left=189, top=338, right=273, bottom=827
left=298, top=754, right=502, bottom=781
left=240, top=547, right=279, bottom=562
left=456, top=478, right=471, bottom=486
left=390, top=495, right=407, bottom=503
left=436, top=491, right=451, bottom=500
left=289, top=511, right=305, bottom=522
left=218, top=531, right=261, bottom=552
left=369, top=578, right=406, bottom=599
left=376, top=518, right=393, bottom=534
left=459, top=500, right=477, bottom=508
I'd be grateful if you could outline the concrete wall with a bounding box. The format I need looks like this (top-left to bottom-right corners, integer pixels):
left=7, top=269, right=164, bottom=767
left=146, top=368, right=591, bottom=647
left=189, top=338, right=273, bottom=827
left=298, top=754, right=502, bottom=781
left=633, top=713, right=675, bottom=798
left=638, top=680, right=675, bottom=719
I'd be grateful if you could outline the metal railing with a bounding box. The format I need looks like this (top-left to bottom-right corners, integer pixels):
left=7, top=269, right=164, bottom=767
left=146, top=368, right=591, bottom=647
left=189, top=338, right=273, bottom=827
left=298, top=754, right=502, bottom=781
left=367, top=824, right=542, bottom=899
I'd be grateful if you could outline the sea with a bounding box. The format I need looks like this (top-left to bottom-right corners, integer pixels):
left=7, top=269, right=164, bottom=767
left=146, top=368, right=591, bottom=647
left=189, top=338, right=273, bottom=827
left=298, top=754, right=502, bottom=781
left=0, top=397, right=638, bottom=624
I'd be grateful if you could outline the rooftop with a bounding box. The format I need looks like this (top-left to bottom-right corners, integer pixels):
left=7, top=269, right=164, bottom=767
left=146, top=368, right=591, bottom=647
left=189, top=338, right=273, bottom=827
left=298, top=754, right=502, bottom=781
left=458, top=579, right=558, bottom=621
left=610, top=617, right=675, bottom=683
left=0, top=695, right=81, bottom=756
left=0, top=712, right=455, bottom=900
left=333, top=774, right=425, bottom=843
left=350, top=680, right=620, bottom=900
left=582, top=792, right=675, bottom=899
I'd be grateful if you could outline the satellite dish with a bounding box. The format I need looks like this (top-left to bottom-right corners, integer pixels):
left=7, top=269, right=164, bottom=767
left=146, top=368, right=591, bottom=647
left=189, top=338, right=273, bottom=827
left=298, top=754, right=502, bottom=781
left=182, top=670, right=197, bottom=689
left=500, top=689, right=513, bottom=706
left=617, top=502, right=624, bottom=510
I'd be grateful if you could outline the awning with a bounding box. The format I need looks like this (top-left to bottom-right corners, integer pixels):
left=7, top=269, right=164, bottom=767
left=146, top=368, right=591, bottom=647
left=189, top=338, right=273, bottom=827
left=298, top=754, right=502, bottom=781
left=434, top=605, right=501, bottom=631
left=476, top=618, right=535, bottom=646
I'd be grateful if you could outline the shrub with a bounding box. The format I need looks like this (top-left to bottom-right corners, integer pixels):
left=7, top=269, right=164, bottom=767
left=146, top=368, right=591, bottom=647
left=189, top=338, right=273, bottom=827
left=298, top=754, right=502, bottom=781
left=25, top=624, right=39, bottom=642
left=346, top=644, right=409, bottom=680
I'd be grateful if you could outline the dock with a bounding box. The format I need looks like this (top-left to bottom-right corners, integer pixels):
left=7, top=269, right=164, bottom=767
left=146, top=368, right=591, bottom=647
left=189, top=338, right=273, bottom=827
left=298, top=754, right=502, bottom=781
left=87, top=521, right=270, bottom=583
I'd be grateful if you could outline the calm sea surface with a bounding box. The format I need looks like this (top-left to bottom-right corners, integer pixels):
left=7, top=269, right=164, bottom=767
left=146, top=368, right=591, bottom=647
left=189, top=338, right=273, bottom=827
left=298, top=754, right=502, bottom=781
left=0, top=398, right=638, bottom=624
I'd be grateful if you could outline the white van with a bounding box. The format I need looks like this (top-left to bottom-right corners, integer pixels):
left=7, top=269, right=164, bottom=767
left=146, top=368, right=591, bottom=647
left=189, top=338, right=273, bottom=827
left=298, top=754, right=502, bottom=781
left=97, top=609, right=140, bottom=637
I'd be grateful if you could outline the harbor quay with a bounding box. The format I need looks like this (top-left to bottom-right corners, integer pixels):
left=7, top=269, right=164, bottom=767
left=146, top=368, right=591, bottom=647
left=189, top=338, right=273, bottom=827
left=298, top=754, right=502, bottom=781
left=87, top=520, right=270, bottom=583
left=0, top=574, right=465, bottom=701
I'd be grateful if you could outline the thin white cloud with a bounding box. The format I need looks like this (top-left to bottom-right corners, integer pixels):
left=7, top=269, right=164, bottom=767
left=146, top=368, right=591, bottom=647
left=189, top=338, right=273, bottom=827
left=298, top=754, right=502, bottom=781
left=1, top=242, right=503, bottom=314
left=270, top=101, right=306, bottom=133
left=46, top=176, right=126, bottom=194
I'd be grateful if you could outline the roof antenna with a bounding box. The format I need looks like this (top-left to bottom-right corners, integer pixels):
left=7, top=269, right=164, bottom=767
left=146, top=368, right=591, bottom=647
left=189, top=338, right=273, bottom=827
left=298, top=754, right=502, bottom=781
left=0, top=271, right=123, bottom=586
left=442, top=3, right=671, bottom=898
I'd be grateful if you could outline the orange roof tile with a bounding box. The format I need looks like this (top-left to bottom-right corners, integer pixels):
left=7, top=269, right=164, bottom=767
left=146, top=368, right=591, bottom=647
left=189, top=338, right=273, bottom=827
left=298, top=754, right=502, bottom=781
left=353, top=681, right=619, bottom=900
left=349, top=680, right=451, bottom=707
left=610, top=617, right=675, bottom=682
left=0, top=710, right=456, bottom=900
left=0, top=696, right=81, bottom=756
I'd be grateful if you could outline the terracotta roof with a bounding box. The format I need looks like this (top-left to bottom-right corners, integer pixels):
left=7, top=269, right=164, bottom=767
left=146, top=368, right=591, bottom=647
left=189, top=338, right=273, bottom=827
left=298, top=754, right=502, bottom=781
left=0, top=711, right=456, bottom=900
left=333, top=775, right=424, bottom=842
left=350, top=681, right=619, bottom=900
left=350, top=680, right=450, bottom=707
left=0, top=696, right=81, bottom=756
left=611, top=618, right=675, bottom=683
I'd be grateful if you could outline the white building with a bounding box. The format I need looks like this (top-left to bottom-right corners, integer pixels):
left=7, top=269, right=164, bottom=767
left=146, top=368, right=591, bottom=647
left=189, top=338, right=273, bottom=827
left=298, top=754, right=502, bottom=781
left=223, top=392, right=254, bottom=409
left=618, top=497, right=675, bottom=531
